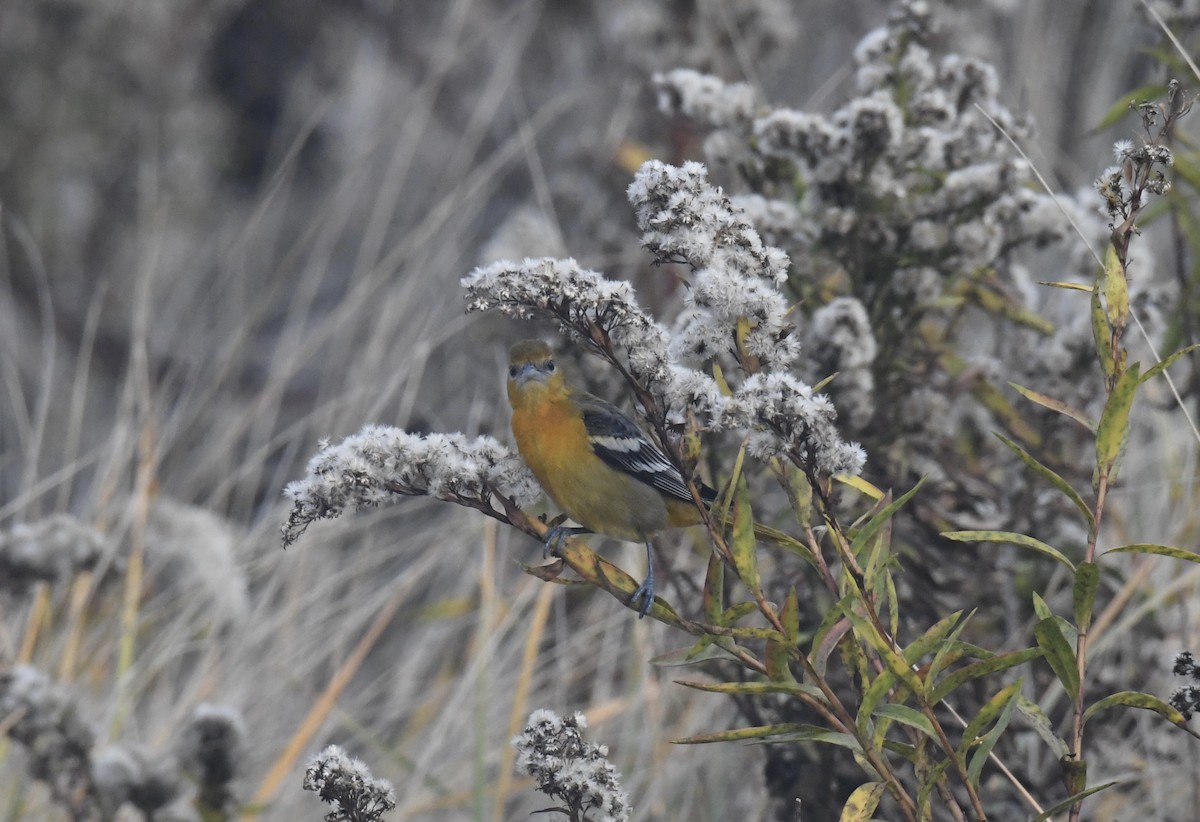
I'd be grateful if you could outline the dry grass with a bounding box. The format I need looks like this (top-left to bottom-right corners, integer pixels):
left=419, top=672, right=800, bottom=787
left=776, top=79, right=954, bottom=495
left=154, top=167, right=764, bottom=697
left=2, top=2, right=1199, bottom=820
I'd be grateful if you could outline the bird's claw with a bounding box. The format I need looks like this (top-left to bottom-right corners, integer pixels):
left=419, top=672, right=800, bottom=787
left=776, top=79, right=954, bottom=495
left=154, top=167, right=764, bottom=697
left=542, top=525, right=586, bottom=559
left=629, top=577, right=654, bottom=619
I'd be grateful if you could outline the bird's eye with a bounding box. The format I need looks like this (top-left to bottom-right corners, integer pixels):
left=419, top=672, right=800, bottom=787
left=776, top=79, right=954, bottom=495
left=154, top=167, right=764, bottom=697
left=545, top=359, right=556, bottom=372
left=508, top=365, right=519, bottom=378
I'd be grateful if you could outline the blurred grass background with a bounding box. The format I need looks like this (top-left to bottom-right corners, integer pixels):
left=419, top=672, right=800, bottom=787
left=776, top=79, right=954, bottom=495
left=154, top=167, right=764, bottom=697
left=0, top=1, right=1196, bottom=819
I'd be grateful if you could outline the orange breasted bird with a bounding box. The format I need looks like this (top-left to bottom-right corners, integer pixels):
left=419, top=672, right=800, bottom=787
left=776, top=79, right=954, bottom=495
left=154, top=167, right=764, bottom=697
left=506, top=339, right=715, bottom=617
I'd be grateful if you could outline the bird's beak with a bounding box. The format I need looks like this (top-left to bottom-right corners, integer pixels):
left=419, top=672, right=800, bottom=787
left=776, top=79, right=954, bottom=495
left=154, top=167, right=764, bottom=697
left=510, top=362, right=546, bottom=386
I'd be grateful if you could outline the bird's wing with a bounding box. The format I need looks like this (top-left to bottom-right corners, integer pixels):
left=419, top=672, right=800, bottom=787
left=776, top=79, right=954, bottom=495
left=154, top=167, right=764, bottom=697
left=578, top=394, right=714, bottom=504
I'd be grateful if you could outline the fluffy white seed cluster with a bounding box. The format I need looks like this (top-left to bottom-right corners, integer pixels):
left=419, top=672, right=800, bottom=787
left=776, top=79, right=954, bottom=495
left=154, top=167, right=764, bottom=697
left=657, top=0, right=1072, bottom=290
left=175, top=703, right=246, bottom=801
left=652, top=68, right=756, bottom=128
left=0, top=665, right=95, bottom=803
left=627, top=160, right=799, bottom=368
left=512, top=709, right=630, bottom=822
left=726, top=374, right=867, bottom=476
left=808, top=297, right=878, bottom=431
left=0, top=514, right=109, bottom=592
left=303, top=745, right=396, bottom=822
left=282, top=426, right=539, bottom=546
left=462, top=256, right=672, bottom=387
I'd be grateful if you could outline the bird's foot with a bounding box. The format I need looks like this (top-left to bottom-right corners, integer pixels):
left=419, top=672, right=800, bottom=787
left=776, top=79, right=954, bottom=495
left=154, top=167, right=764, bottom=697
left=629, top=576, right=654, bottom=619
left=542, top=525, right=590, bottom=559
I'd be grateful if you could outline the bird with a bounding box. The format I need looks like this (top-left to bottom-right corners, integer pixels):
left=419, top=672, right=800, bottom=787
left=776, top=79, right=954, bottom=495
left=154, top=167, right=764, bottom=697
left=506, top=339, right=714, bottom=618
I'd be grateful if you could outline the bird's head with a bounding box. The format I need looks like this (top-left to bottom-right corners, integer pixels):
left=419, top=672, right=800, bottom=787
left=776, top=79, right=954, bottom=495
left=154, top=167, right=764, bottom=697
left=507, top=339, right=567, bottom=407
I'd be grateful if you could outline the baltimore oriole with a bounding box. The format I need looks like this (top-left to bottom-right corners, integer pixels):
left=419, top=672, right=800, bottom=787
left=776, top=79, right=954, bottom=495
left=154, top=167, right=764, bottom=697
left=507, top=339, right=715, bottom=618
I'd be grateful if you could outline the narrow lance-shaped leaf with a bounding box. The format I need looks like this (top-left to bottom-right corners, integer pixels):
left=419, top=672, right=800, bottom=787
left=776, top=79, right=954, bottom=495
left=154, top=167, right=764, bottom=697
left=676, top=680, right=825, bottom=701
left=857, top=669, right=897, bottom=739
left=1031, top=782, right=1119, bottom=822
left=1008, top=381, right=1094, bottom=432
left=1017, top=696, right=1070, bottom=760
left=1103, top=543, right=1200, bottom=563
left=1074, top=561, right=1099, bottom=634
left=994, top=432, right=1094, bottom=529
left=917, top=760, right=955, bottom=820
left=810, top=600, right=854, bottom=676
left=1084, top=690, right=1200, bottom=737
left=674, top=723, right=810, bottom=744
left=903, top=610, right=964, bottom=666
left=840, top=593, right=926, bottom=697
left=1037, top=280, right=1094, bottom=293
left=959, top=678, right=1023, bottom=758
left=1035, top=617, right=1080, bottom=701
left=967, top=679, right=1023, bottom=786
left=1032, top=592, right=1054, bottom=622
left=1140, top=342, right=1200, bottom=385
left=926, top=610, right=977, bottom=686
left=850, top=477, right=926, bottom=556
left=1103, top=244, right=1130, bottom=334
left=1095, top=362, right=1140, bottom=478
left=942, top=530, right=1075, bottom=572
left=1095, top=82, right=1168, bottom=129
left=873, top=704, right=938, bottom=741
left=839, top=782, right=886, bottom=822
left=930, top=648, right=1043, bottom=705
left=745, top=728, right=864, bottom=754
left=702, top=551, right=724, bottom=624
left=730, top=469, right=760, bottom=597
left=1090, top=271, right=1115, bottom=381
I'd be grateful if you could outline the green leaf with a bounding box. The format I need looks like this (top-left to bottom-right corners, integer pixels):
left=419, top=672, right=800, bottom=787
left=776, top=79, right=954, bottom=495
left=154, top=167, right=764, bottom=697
left=1008, top=381, right=1094, bottom=431
left=1102, top=244, right=1129, bottom=333
left=673, top=723, right=809, bottom=744
left=1016, top=696, right=1070, bottom=759
left=651, top=641, right=735, bottom=666
left=967, top=679, right=1022, bottom=786
left=882, top=739, right=917, bottom=763
left=959, top=678, right=1023, bottom=758
left=917, top=760, right=954, bottom=820
left=850, top=477, right=926, bottom=557
left=1171, top=150, right=1200, bottom=193
left=929, top=648, right=1043, bottom=705
left=840, top=597, right=926, bottom=697
left=713, top=441, right=747, bottom=525
left=839, top=782, right=886, bottom=822
left=942, top=530, right=1075, bottom=571
left=1095, top=362, right=1140, bottom=477
left=702, top=551, right=724, bottom=624
left=993, top=432, right=1094, bottom=529
left=1073, top=561, right=1099, bottom=634
left=1084, top=690, right=1199, bottom=735
left=730, top=469, right=760, bottom=596
left=1030, top=782, right=1119, bottom=822
left=902, top=611, right=963, bottom=667
left=874, top=704, right=938, bottom=741
left=746, top=728, right=864, bottom=753
left=885, top=570, right=899, bottom=643
left=1094, top=82, right=1167, bottom=130
left=781, top=586, right=801, bottom=644
left=1090, top=275, right=1114, bottom=381
left=926, top=611, right=976, bottom=685
left=810, top=599, right=853, bottom=676
left=1140, top=343, right=1200, bottom=384
left=1103, top=543, right=1200, bottom=563
left=857, top=669, right=897, bottom=739
left=1032, top=592, right=1054, bottom=622
left=765, top=588, right=802, bottom=682
left=1035, top=617, right=1080, bottom=701
left=675, top=679, right=825, bottom=702
left=1037, top=280, right=1094, bottom=293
